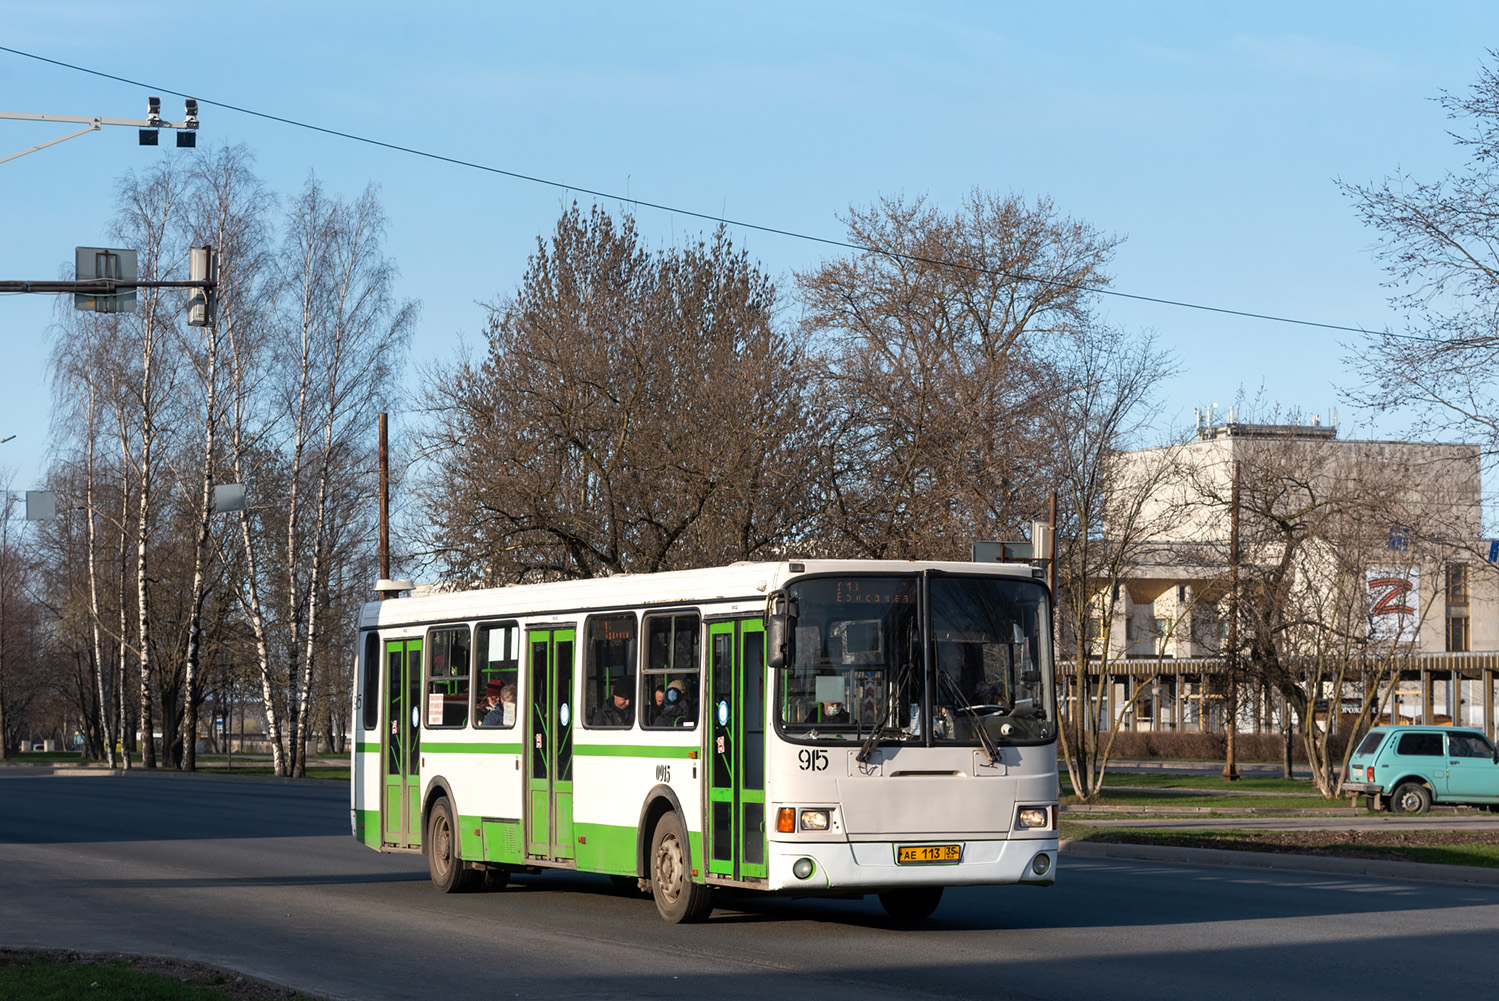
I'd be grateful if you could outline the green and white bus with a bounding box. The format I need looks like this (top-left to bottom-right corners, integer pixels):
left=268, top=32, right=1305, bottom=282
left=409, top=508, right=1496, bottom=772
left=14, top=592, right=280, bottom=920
left=351, top=559, right=1059, bottom=923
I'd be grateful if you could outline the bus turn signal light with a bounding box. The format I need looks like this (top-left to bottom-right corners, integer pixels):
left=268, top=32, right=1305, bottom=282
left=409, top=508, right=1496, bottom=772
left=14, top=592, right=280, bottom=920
left=777, top=807, right=796, bottom=833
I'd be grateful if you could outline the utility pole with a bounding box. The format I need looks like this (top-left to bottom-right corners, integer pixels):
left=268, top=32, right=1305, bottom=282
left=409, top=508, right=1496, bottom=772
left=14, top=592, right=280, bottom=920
left=1223, top=459, right=1242, bottom=781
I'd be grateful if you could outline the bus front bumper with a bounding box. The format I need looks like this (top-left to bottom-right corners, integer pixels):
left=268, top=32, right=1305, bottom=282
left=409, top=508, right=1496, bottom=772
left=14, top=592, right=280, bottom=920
left=766, top=835, right=1059, bottom=893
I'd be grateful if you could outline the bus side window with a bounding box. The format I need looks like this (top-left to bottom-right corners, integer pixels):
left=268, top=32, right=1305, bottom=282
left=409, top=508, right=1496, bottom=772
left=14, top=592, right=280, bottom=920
left=361, top=631, right=380, bottom=731
left=425, top=626, right=471, bottom=728
left=474, top=622, right=519, bottom=729
left=585, top=613, right=637, bottom=728
left=642, top=612, right=699, bottom=729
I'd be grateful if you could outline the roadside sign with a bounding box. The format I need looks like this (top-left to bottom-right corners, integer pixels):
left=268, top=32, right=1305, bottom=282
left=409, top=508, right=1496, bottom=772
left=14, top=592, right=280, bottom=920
left=74, top=246, right=137, bottom=313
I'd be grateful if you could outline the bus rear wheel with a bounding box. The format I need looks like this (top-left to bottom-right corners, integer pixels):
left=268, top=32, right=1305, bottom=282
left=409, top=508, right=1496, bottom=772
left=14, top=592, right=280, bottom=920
left=649, top=812, right=713, bottom=923
left=878, top=886, right=943, bottom=923
left=427, top=797, right=479, bottom=893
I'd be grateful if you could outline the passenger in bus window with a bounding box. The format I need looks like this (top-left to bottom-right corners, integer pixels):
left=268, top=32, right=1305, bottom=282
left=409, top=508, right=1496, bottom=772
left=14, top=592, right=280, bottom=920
left=591, top=674, right=634, bottom=727
left=821, top=701, right=850, bottom=724
left=479, top=682, right=516, bottom=728
left=478, top=683, right=501, bottom=726
left=655, top=679, right=692, bottom=726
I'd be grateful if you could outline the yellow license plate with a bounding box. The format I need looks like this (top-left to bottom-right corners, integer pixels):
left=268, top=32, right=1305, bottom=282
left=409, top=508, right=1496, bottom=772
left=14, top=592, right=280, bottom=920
left=896, top=844, right=962, bottom=865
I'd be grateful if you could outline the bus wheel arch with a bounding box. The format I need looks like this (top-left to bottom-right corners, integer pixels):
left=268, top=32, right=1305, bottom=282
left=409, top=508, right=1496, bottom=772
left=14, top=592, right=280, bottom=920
left=634, top=785, right=685, bottom=880
left=421, top=777, right=458, bottom=848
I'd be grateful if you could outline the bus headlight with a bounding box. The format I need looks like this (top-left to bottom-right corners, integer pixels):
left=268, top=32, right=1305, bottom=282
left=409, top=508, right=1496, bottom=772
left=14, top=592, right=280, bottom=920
left=1031, top=853, right=1052, bottom=876
left=799, top=809, right=830, bottom=832
left=1016, top=807, right=1050, bottom=830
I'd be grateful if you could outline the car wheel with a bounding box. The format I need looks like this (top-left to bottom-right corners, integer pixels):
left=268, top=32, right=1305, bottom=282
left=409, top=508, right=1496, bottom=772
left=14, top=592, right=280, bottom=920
left=427, top=797, right=480, bottom=892
left=649, top=812, right=713, bottom=923
left=1391, top=782, right=1431, bottom=814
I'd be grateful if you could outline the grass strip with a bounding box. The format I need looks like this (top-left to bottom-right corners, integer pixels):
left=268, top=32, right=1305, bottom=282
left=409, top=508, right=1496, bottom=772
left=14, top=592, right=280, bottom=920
left=1064, top=790, right=1351, bottom=811
left=1069, top=773, right=1317, bottom=794
left=1062, top=820, right=1499, bottom=869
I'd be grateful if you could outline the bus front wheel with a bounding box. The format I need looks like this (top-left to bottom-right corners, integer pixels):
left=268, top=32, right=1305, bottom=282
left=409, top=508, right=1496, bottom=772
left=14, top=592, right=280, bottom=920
left=878, top=886, right=943, bottom=923
left=649, top=812, right=713, bottom=923
left=427, top=797, right=479, bottom=893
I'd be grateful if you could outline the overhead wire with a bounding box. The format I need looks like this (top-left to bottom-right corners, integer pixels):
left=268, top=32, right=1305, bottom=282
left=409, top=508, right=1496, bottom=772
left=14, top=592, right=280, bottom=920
left=0, top=43, right=1453, bottom=344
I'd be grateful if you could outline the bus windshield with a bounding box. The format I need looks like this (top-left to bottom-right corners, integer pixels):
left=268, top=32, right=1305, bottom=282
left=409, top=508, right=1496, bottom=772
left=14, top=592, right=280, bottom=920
left=776, top=573, right=1054, bottom=746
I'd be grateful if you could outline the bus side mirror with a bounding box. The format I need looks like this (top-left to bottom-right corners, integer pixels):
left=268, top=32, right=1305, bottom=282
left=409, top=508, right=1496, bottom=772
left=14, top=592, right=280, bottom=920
left=767, top=593, right=793, bottom=669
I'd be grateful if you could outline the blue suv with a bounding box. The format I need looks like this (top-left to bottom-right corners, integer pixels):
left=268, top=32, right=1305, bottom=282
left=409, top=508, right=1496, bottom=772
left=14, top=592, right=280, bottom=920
left=1343, top=725, right=1499, bottom=813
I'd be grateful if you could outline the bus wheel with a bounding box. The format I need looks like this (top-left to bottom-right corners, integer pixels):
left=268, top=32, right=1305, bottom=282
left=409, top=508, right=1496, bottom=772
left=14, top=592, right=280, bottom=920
left=427, top=798, right=479, bottom=893
left=649, top=813, right=713, bottom=923
left=878, top=886, right=943, bottom=923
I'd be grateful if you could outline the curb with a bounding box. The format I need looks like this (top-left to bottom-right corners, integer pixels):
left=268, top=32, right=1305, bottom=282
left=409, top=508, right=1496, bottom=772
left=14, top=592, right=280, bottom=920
left=1061, top=838, right=1499, bottom=887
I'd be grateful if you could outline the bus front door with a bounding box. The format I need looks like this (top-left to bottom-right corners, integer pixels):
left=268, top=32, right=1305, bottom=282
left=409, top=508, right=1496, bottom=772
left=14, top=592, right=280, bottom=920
left=706, top=619, right=768, bottom=880
left=525, top=626, right=576, bottom=862
left=382, top=637, right=422, bottom=847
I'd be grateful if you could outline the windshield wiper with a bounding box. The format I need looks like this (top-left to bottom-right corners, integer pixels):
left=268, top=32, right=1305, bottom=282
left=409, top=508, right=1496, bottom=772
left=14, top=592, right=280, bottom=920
left=856, top=658, right=915, bottom=764
left=856, top=699, right=892, bottom=764
left=936, top=669, right=1002, bottom=766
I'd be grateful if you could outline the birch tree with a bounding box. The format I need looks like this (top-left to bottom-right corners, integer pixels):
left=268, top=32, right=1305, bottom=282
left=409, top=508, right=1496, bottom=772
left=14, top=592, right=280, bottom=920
left=110, top=161, right=192, bottom=768
left=270, top=180, right=412, bottom=775
left=172, top=146, right=273, bottom=770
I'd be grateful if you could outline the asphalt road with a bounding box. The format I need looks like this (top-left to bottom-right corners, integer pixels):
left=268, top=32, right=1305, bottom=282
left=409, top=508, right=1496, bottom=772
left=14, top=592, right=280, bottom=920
left=3, top=768, right=1499, bottom=1000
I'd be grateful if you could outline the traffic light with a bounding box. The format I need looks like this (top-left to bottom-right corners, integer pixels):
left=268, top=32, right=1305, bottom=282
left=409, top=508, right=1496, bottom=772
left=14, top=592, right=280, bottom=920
left=188, top=246, right=215, bottom=326
left=140, top=95, right=161, bottom=145
left=178, top=98, right=198, bottom=146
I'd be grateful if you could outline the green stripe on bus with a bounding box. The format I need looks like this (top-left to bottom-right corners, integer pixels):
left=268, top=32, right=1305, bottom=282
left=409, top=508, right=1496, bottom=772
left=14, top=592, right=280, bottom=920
left=355, top=742, right=379, bottom=754
left=420, top=742, right=524, bottom=754
left=572, top=744, right=701, bottom=759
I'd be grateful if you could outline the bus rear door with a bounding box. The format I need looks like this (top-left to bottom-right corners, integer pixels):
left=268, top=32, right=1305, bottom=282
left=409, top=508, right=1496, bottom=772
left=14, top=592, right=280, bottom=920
left=382, top=637, right=422, bottom=847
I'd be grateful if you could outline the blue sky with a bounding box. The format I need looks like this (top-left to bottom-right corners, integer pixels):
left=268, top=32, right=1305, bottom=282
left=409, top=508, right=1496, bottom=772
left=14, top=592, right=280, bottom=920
left=2, top=1, right=1496, bottom=500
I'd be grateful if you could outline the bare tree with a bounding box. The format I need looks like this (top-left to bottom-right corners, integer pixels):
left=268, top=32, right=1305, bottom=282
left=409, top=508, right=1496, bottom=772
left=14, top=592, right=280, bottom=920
left=171, top=146, right=273, bottom=770
left=259, top=179, right=412, bottom=775
left=1045, top=325, right=1186, bottom=800
left=421, top=204, right=818, bottom=582
left=110, top=161, right=193, bottom=768
left=1342, top=54, right=1499, bottom=507
left=1191, top=428, right=1457, bottom=796
left=797, top=190, right=1121, bottom=557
